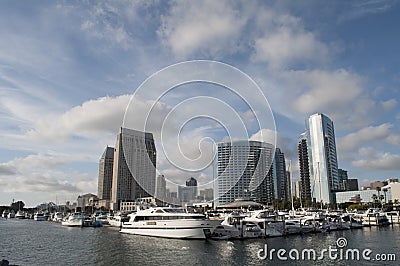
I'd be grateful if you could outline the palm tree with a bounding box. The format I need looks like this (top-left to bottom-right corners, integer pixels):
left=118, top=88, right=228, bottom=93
left=382, top=188, right=388, bottom=204
left=372, top=194, right=378, bottom=207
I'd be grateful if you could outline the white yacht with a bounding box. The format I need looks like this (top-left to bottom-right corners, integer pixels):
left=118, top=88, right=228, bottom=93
left=53, top=212, right=64, bottom=222
left=93, top=211, right=109, bottom=225
left=7, top=211, right=15, bottom=219
left=243, top=210, right=285, bottom=237
left=34, top=212, right=47, bottom=221
left=2, top=210, right=9, bottom=218
left=62, top=213, right=84, bottom=227
left=212, top=213, right=262, bottom=239
left=108, top=212, right=130, bottom=227
left=120, top=207, right=221, bottom=239
left=361, top=208, right=389, bottom=226
left=15, top=210, right=26, bottom=219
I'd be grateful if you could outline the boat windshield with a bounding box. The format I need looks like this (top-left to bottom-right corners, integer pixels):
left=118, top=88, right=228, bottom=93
left=163, top=209, right=186, bottom=213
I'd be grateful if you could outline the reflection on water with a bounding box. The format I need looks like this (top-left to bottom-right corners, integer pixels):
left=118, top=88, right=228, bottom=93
left=1, top=218, right=399, bottom=265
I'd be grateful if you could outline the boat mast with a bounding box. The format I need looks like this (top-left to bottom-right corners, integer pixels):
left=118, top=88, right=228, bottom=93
left=318, top=162, right=323, bottom=209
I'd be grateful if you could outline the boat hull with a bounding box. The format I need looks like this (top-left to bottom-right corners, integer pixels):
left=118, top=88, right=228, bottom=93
left=120, top=220, right=220, bottom=239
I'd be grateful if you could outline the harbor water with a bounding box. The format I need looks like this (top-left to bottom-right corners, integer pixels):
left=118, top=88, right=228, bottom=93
left=1, top=218, right=399, bottom=265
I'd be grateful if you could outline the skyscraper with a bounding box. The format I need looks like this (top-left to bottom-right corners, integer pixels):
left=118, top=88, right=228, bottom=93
left=338, top=169, right=348, bottom=191
left=298, top=133, right=312, bottom=203
left=178, top=177, right=198, bottom=203
left=155, top=174, right=166, bottom=201
left=214, top=140, right=274, bottom=207
left=273, top=148, right=288, bottom=201
left=98, top=146, right=114, bottom=202
left=111, top=127, right=156, bottom=210
left=306, top=113, right=339, bottom=204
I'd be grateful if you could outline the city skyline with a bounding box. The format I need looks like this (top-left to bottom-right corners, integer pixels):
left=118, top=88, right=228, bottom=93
left=0, top=1, right=399, bottom=207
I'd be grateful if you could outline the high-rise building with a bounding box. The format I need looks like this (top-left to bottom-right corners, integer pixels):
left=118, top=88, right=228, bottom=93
left=345, top=179, right=359, bottom=191
left=155, top=174, right=166, bottom=201
left=111, top=127, right=156, bottom=210
left=306, top=113, right=339, bottom=204
left=214, top=140, right=274, bottom=207
left=285, top=170, right=292, bottom=202
left=294, top=180, right=301, bottom=199
left=97, top=146, right=114, bottom=201
left=199, top=188, right=214, bottom=201
left=298, top=133, right=312, bottom=203
left=338, top=169, right=348, bottom=191
left=178, top=177, right=198, bottom=203
left=273, top=148, right=288, bottom=201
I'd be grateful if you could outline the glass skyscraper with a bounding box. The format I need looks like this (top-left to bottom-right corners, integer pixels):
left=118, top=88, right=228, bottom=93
left=306, top=113, right=339, bottom=204
left=111, top=127, right=156, bottom=210
left=214, top=140, right=274, bottom=207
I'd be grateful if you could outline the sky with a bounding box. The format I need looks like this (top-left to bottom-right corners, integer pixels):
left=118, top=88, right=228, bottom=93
left=0, top=0, right=399, bottom=207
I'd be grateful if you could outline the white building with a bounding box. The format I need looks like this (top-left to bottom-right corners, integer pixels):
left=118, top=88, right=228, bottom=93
left=307, top=113, right=339, bottom=205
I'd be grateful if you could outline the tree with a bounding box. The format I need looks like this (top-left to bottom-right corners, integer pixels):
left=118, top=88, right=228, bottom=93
left=382, top=188, right=388, bottom=204
left=10, top=201, right=25, bottom=212
left=372, top=194, right=378, bottom=208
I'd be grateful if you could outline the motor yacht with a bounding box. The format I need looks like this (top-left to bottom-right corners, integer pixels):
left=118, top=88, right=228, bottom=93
left=7, top=211, right=15, bottom=219
left=211, top=213, right=262, bottom=239
left=108, top=212, right=130, bottom=227
left=243, top=210, right=285, bottom=237
left=2, top=210, right=10, bottom=218
left=34, top=212, right=47, bottom=221
left=15, top=210, right=26, bottom=219
left=53, top=212, right=64, bottom=222
left=61, top=213, right=84, bottom=227
left=120, top=207, right=221, bottom=239
left=361, top=208, right=389, bottom=226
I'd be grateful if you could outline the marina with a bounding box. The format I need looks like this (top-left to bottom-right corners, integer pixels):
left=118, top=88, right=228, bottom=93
left=1, top=215, right=399, bottom=265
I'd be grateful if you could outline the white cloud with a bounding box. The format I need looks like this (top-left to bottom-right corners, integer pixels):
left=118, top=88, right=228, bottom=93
left=253, top=26, right=329, bottom=69
left=381, top=98, right=397, bottom=111
left=158, top=0, right=246, bottom=59
left=353, top=152, right=400, bottom=170
left=287, top=69, right=363, bottom=114
left=337, top=123, right=400, bottom=152
left=26, top=95, right=131, bottom=142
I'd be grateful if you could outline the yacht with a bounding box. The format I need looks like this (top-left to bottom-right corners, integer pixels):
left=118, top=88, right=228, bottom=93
left=120, top=207, right=222, bottom=239
left=34, top=212, right=47, bottom=221
left=361, top=208, right=389, bottom=226
left=108, top=212, right=130, bottom=227
left=62, top=213, right=84, bottom=227
left=93, top=211, right=109, bottom=225
left=243, top=210, right=285, bottom=237
left=53, top=212, right=64, bottom=222
left=2, top=210, right=9, bottom=218
left=284, top=220, right=302, bottom=235
left=15, top=210, right=26, bottom=219
left=7, top=211, right=15, bottom=219
left=211, top=213, right=262, bottom=240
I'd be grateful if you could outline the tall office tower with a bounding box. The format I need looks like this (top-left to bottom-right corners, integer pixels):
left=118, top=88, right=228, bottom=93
left=214, top=140, right=274, bottom=207
left=178, top=177, right=198, bottom=203
left=273, top=148, right=288, bottom=201
left=98, top=146, right=114, bottom=201
left=186, top=177, right=198, bottom=199
left=285, top=170, right=292, bottom=202
left=294, top=181, right=301, bottom=199
left=111, top=127, right=156, bottom=210
left=338, top=169, right=348, bottom=191
left=155, top=174, right=166, bottom=201
left=298, top=133, right=312, bottom=203
left=307, top=113, right=339, bottom=204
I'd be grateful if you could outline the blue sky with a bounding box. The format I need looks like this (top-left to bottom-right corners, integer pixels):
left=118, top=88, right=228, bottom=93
left=0, top=0, right=399, bottom=207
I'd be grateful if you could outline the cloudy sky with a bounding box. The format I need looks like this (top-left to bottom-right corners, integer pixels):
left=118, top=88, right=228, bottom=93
left=0, top=0, right=399, bottom=207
